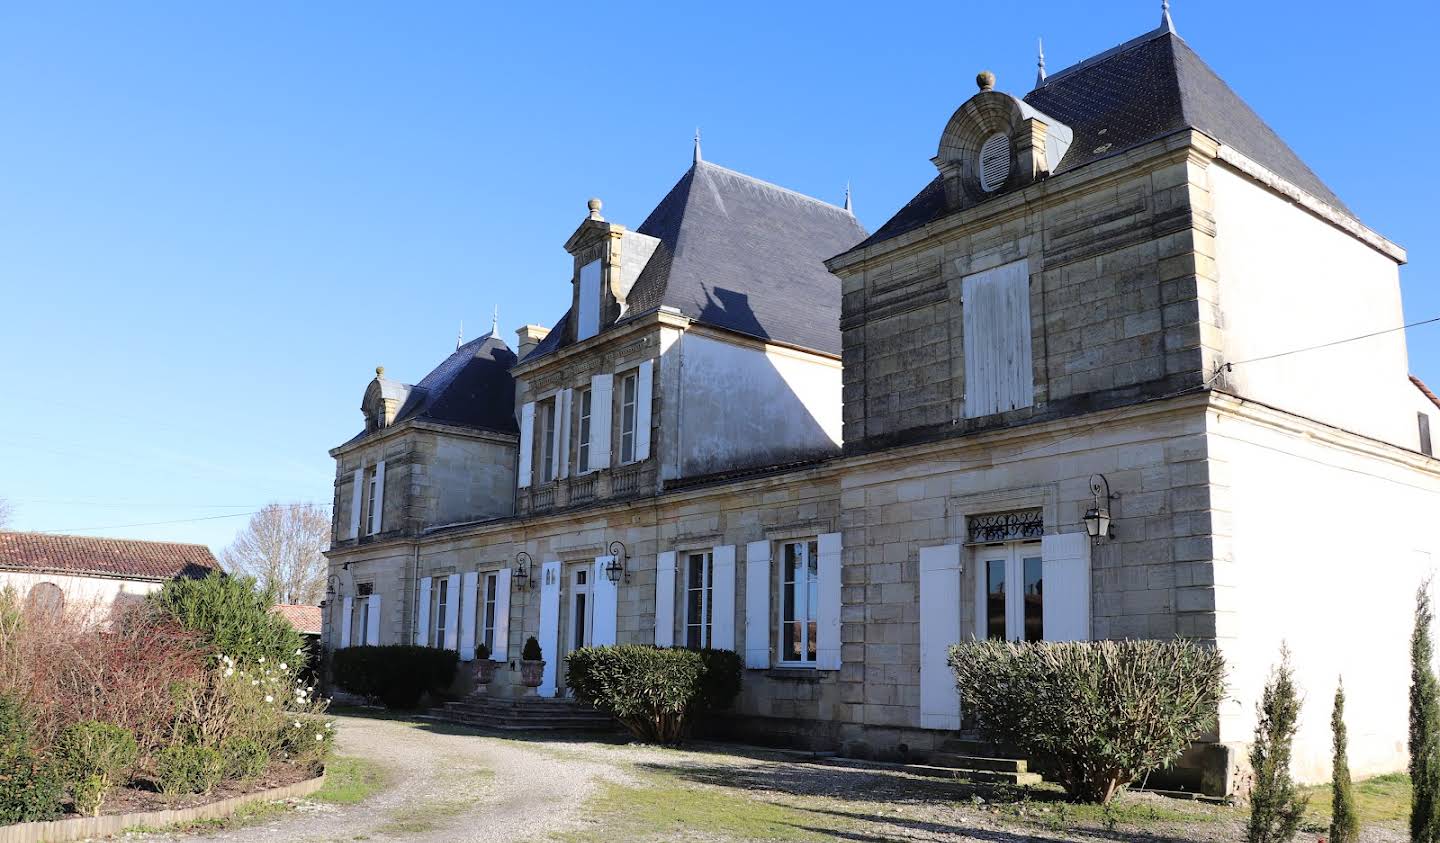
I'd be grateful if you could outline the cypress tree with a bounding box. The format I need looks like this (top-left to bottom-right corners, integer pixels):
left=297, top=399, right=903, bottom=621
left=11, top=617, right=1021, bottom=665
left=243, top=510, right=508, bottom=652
left=1330, top=677, right=1360, bottom=843
left=1247, top=644, right=1308, bottom=843
left=1412, top=581, right=1440, bottom=843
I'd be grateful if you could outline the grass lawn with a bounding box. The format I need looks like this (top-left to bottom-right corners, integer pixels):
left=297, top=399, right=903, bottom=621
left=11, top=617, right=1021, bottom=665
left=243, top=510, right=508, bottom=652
left=1303, top=772, right=1411, bottom=826
left=313, top=755, right=390, bottom=805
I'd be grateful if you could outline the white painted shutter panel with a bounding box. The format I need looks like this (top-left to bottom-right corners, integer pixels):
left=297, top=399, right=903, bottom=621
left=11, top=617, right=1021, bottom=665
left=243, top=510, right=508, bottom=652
left=816, top=533, right=843, bottom=670
left=744, top=541, right=772, bottom=669
left=416, top=577, right=432, bottom=646
left=459, top=571, right=479, bottom=661
left=443, top=574, right=461, bottom=651
left=371, top=460, right=386, bottom=534
left=340, top=597, right=354, bottom=649
left=655, top=551, right=677, bottom=647
left=365, top=595, right=381, bottom=645
left=517, top=402, right=535, bottom=488
left=634, top=359, right=653, bottom=461
left=589, top=374, right=613, bottom=469
left=492, top=569, right=512, bottom=660
left=557, top=389, right=572, bottom=480
left=591, top=556, right=618, bottom=646
left=962, top=259, right=1033, bottom=418
left=919, top=545, right=963, bottom=730
left=538, top=561, right=561, bottom=696
left=348, top=470, right=363, bottom=539
left=1041, top=532, right=1092, bottom=641
left=711, top=545, right=736, bottom=651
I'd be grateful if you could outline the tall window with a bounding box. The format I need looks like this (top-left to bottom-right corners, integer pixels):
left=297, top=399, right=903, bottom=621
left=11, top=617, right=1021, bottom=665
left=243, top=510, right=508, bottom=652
left=780, top=540, right=819, bottom=665
left=365, top=467, right=379, bottom=535
left=481, top=572, right=499, bottom=653
left=961, top=259, right=1033, bottom=418
left=577, top=259, right=602, bottom=341
left=1022, top=557, right=1043, bottom=642
left=619, top=372, right=638, bottom=463
left=985, top=559, right=1006, bottom=641
left=541, top=399, right=557, bottom=482
left=577, top=388, right=593, bottom=472
left=433, top=577, right=450, bottom=648
left=1421, top=412, right=1433, bottom=457
left=356, top=597, right=370, bottom=646
left=684, top=552, right=714, bottom=649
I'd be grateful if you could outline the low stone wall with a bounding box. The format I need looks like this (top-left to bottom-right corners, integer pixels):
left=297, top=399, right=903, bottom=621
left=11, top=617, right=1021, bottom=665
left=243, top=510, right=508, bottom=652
left=0, top=769, right=325, bottom=843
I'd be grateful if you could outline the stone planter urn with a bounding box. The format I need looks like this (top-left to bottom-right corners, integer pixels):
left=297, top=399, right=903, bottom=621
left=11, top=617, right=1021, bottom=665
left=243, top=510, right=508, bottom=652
left=471, top=659, right=497, bottom=694
left=519, top=660, right=545, bottom=695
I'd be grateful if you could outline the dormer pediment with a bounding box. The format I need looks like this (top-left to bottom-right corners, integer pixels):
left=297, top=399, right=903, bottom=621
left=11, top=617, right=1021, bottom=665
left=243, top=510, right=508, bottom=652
left=361, top=367, right=415, bottom=433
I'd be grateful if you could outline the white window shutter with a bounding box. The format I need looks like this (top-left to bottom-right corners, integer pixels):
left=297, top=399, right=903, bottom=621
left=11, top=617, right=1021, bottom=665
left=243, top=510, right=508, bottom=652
left=919, top=545, right=963, bottom=730
left=962, top=259, right=1033, bottom=418
left=340, top=597, right=354, bottom=649
left=589, top=374, right=613, bottom=469
left=655, top=551, right=677, bottom=647
left=416, top=577, right=432, bottom=646
left=365, top=595, right=382, bottom=645
left=371, top=460, right=386, bottom=534
left=557, top=389, right=572, bottom=480
left=816, top=532, right=843, bottom=670
left=348, top=470, right=363, bottom=539
left=443, top=573, right=461, bottom=651
left=538, top=561, right=562, bottom=696
left=591, top=556, right=618, bottom=646
left=1041, top=532, right=1092, bottom=641
left=635, top=359, right=653, bottom=461
left=517, top=402, right=535, bottom=488
left=711, top=545, right=736, bottom=651
left=744, top=541, right=772, bottom=669
left=459, top=571, right=479, bottom=661
left=492, top=568, right=512, bottom=660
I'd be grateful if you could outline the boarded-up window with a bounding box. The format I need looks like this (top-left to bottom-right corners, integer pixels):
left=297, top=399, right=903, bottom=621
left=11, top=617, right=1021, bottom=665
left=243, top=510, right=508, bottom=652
left=962, top=259, right=1033, bottom=418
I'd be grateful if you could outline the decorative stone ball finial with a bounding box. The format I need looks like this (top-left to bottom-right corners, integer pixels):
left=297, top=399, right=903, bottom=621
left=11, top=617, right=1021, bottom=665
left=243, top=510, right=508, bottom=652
left=977, top=70, right=996, bottom=92
left=587, top=197, right=603, bottom=219
left=375, top=365, right=385, bottom=378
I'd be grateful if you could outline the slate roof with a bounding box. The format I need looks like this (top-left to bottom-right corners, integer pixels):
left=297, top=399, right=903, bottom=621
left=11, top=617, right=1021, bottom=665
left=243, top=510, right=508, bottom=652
left=0, top=532, right=219, bottom=581
left=271, top=603, right=322, bottom=635
left=858, top=27, right=1350, bottom=250
left=526, top=160, right=868, bottom=359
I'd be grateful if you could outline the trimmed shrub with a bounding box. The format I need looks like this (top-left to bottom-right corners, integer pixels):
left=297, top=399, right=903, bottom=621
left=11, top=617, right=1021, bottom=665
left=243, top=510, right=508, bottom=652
left=0, top=694, right=62, bottom=824
left=149, top=572, right=304, bottom=669
left=522, top=636, right=542, bottom=661
left=155, top=743, right=224, bottom=796
left=567, top=645, right=744, bottom=744
left=1330, top=678, right=1359, bottom=843
left=475, top=642, right=491, bottom=661
left=1414, top=581, right=1440, bottom=843
left=332, top=645, right=458, bottom=710
left=947, top=639, right=1226, bottom=804
left=54, top=721, right=138, bottom=816
left=220, top=736, right=269, bottom=781
left=1246, top=645, right=1308, bottom=843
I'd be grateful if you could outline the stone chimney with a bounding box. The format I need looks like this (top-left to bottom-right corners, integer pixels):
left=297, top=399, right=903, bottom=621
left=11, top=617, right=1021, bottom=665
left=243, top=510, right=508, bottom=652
left=515, top=325, right=550, bottom=360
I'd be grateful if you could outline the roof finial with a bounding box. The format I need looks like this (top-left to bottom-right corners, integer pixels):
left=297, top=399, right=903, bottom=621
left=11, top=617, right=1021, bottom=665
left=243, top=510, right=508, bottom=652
left=587, top=197, right=603, bottom=220
left=843, top=181, right=853, bottom=214
left=456, top=321, right=463, bottom=351
left=976, top=70, right=996, bottom=92
left=375, top=365, right=385, bottom=379
left=1161, top=0, right=1175, bottom=33
left=491, top=305, right=499, bottom=337
left=1036, top=37, right=1047, bottom=87
left=693, top=128, right=702, bottom=164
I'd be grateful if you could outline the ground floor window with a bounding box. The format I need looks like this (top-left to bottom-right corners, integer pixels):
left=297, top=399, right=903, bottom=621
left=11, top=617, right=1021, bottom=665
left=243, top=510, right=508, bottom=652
left=481, top=572, right=498, bottom=653
left=433, top=576, right=449, bottom=647
left=685, top=551, right=713, bottom=649
left=780, top=539, right=819, bottom=664
left=975, top=542, right=1042, bottom=642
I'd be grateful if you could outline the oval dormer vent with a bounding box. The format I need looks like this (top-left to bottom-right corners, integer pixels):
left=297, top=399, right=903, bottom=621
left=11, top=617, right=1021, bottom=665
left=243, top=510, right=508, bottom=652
left=979, top=132, right=1010, bottom=192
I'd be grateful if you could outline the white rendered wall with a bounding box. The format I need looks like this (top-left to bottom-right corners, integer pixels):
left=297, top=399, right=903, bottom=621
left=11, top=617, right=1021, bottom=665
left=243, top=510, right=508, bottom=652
left=669, top=332, right=842, bottom=477
left=0, top=570, right=161, bottom=619
left=1210, top=164, right=1414, bottom=448
left=1211, top=408, right=1440, bottom=783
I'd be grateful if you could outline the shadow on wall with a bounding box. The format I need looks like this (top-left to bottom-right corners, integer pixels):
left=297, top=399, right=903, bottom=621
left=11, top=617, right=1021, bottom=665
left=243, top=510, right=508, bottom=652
left=683, top=287, right=839, bottom=477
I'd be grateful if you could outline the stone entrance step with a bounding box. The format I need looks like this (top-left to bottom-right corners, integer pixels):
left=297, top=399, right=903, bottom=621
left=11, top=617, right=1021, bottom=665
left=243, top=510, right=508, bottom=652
left=425, top=695, right=619, bottom=733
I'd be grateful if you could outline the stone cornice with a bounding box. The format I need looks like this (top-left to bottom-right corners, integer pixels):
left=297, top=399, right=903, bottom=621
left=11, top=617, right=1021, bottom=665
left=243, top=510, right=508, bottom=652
left=329, top=419, right=517, bottom=459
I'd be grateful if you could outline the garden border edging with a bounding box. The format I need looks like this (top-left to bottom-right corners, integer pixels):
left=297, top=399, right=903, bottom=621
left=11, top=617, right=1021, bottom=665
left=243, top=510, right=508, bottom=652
left=0, top=767, right=326, bottom=843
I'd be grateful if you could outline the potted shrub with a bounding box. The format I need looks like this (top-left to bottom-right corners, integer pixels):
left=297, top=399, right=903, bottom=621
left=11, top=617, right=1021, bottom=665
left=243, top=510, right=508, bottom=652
left=520, top=636, right=545, bottom=694
left=471, top=643, right=495, bottom=693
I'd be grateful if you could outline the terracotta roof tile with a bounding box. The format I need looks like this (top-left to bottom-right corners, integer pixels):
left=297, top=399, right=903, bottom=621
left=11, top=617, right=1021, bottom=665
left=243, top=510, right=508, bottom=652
left=0, top=532, right=219, bottom=581
left=1413, top=375, right=1440, bottom=412
left=271, top=603, right=322, bottom=635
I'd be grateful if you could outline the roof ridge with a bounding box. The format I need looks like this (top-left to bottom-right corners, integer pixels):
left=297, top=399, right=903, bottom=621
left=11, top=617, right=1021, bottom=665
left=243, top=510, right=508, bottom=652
left=0, top=531, right=211, bottom=549
left=1037, top=24, right=1175, bottom=88
left=693, top=160, right=850, bottom=215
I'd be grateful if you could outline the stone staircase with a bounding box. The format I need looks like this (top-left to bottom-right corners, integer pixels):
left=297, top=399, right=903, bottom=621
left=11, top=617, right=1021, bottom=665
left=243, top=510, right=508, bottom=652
left=898, top=736, right=1043, bottom=785
left=424, top=694, right=618, bottom=733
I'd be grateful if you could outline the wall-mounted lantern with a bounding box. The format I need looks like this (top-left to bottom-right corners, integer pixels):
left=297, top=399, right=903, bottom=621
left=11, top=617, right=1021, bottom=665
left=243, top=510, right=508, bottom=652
left=1084, top=473, right=1116, bottom=539
left=513, top=551, right=533, bottom=591
left=605, top=540, right=628, bottom=584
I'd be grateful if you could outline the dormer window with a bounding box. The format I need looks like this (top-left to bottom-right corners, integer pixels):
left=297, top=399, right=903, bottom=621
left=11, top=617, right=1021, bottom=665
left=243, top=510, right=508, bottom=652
left=979, top=132, right=1010, bottom=192
left=577, top=259, right=602, bottom=341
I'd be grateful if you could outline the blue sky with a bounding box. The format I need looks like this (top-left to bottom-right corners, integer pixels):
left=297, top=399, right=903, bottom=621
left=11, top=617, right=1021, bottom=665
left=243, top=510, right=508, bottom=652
left=1, top=1, right=1435, bottom=552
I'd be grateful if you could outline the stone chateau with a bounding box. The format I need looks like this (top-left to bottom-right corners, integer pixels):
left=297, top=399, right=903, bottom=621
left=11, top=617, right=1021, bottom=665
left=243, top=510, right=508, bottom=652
left=324, top=9, right=1440, bottom=794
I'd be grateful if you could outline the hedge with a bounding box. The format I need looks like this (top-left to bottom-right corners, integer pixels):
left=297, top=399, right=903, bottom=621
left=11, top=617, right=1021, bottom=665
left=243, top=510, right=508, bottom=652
left=565, top=645, right=742, bottom=743
left=332, top=645, right=458, bottom=710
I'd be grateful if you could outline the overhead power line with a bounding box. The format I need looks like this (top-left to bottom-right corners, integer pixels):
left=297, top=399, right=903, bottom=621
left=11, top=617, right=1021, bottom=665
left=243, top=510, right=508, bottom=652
left=35, top=503, right=333, bottom=535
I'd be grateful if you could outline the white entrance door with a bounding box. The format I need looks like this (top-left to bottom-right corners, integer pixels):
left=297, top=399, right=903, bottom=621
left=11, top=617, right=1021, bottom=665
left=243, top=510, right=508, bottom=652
left=567, top=566, right=591, bottom=656
left=973, top=541, right=1044, bottom=642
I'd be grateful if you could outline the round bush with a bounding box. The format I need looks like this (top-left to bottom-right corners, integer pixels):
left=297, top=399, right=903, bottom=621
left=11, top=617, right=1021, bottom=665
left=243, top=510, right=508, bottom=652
left=331, top=645, right=458, bottom=709
left=155, top=744, right=224, bottom=796
left=54, top=721, right=137, bottom=815
left=566, top=645, right=742, bottom=744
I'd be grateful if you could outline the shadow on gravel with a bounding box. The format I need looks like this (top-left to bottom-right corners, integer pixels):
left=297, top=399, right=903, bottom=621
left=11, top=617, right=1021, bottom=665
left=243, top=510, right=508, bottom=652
left=329, top=706, right=630, bottom=747
left=790, top=805, right=1216, bottom=843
